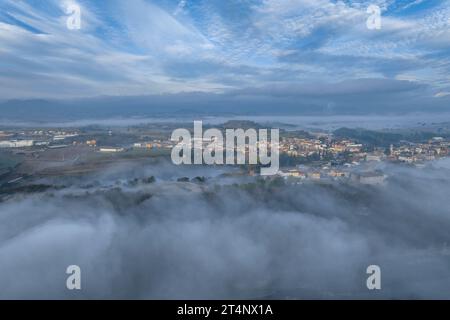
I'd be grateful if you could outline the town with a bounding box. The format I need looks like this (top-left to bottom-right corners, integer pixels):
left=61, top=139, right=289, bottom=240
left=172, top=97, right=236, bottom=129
left=0, top=121, right=449, bottom=187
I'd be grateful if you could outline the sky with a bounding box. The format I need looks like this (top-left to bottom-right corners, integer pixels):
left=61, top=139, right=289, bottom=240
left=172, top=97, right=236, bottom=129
left=0, top=0, right=450, bottom=113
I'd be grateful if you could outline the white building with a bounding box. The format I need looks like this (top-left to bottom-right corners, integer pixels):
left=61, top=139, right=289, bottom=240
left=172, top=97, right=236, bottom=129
left=53, top=134, right=78, bottom=141
left=99, top=147, right=124, bottom=153
left=0, top=140, right=34, bottom=148
left=366, top=154, right=382, bottom=162
left=352, top=172, right=386, bottom=185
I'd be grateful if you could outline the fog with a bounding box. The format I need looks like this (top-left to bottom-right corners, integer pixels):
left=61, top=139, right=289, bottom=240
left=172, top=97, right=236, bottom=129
left=1, top=113, right=450, bottom=130
left=0, top=159, right=450, bottom=299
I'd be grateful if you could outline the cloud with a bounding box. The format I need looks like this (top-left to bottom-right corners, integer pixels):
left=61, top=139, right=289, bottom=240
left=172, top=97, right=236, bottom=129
left=1, top=77, right=450, bottom=120
left=1, top=159, right=450, bottom=298
left=435, top=91, right=450, bottom=98
left=0, top=0, right=449, bottom=105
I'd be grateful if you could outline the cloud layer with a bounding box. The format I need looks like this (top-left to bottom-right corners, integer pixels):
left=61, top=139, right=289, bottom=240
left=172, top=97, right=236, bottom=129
left=0, top=0, right=450, bottom=111
left=1, top=159, right=450, bottom=299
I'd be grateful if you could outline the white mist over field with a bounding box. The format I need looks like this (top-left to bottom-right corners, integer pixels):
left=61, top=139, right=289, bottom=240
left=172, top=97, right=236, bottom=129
left=1, top=113, right=450, bottom=130
left=0, top=160, right=450, bottom=299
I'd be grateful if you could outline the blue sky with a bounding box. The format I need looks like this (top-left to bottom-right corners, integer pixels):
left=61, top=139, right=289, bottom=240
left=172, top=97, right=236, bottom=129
left=0, top=0, right=450, bottom=105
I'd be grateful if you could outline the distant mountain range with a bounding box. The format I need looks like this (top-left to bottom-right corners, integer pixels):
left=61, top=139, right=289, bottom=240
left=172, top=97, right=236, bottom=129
left=1, top=91, right=449, bottom=122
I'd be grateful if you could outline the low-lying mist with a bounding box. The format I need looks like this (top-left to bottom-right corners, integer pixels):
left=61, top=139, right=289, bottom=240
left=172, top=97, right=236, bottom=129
left=0, top=159, right=450, bottom=299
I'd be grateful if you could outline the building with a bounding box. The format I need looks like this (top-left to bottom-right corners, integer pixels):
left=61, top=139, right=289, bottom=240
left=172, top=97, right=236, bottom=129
left=86, top=140, right=97, bottom=147
left=308, top=172, right=321, bottom=180
left=133, top=142, right=154, bottom=149
left=328, top=169, right=348, bottom=178
left=398, top=155, right=414, bottom=163
left=0, top=131, right=13, bottom=138
left=0, top=140, right=34, bottom=148
left=48, top=144, right=69, bottom=149
left=99, top=147, right=124, bottom=153
left=366, top=154, right=382, bottom=162
left=279, top=169, right=307, bottom=179
left=346, top=143, right=363, bottom=152
left=134, top=143, right=145, bottom=148
left=53, top=133, right=78, bottom=141
left=34, top=141, right=50, bottom=146
left=351, top=172, right=386, bottom=185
